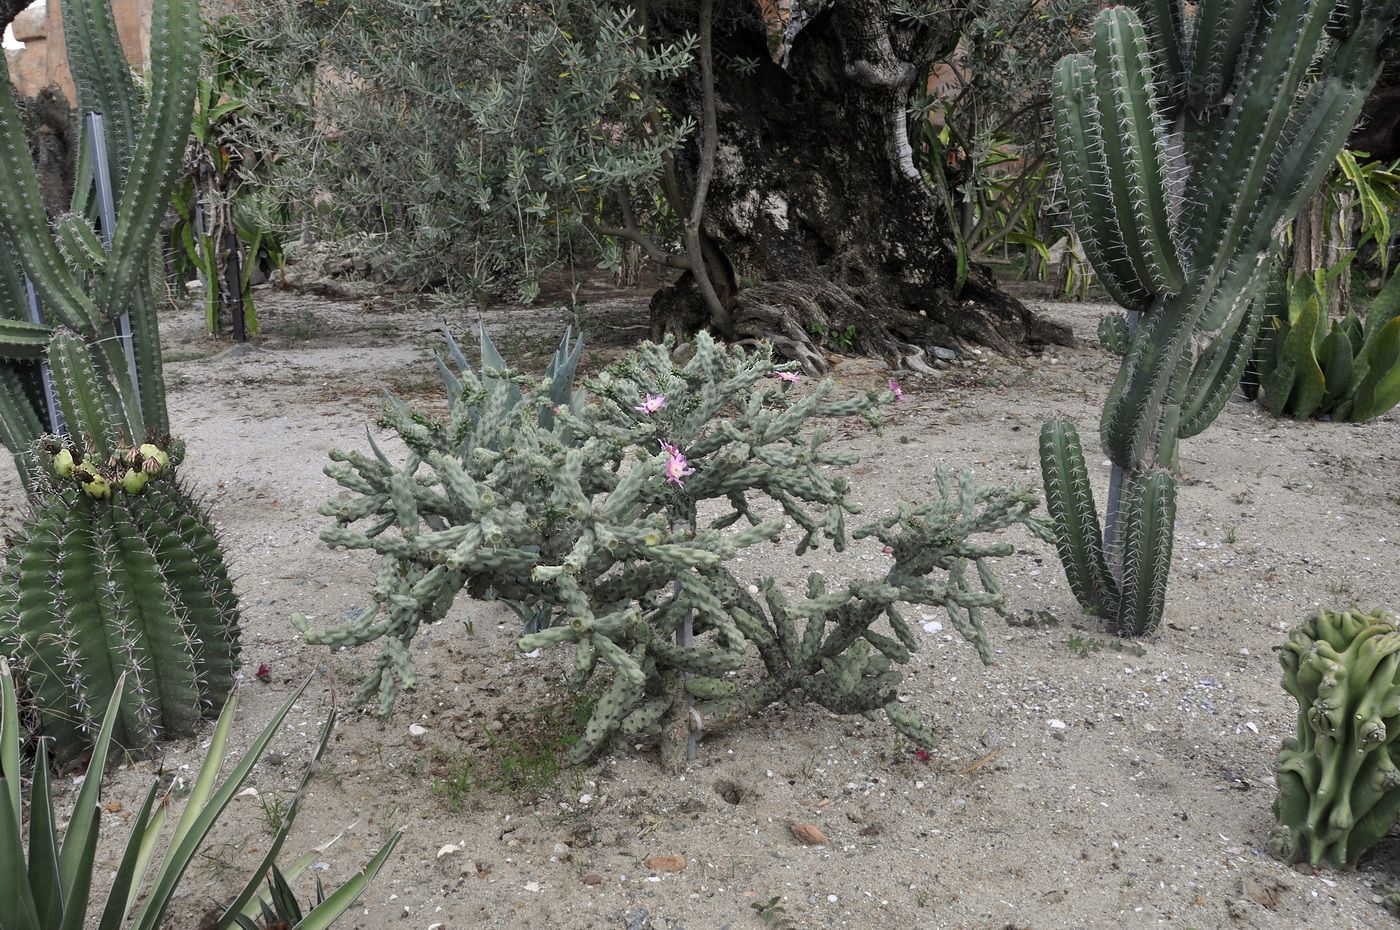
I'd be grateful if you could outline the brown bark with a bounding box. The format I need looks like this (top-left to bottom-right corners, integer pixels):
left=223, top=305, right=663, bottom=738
left=648, top=0, right=1071, bottom=371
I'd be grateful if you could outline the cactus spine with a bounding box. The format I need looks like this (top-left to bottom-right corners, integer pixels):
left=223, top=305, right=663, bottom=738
left=1272, top=608, right=1400, bottom=869
left=0, top=0, right=242, bottom=756
left=1040, top=1, right=1399, bottom=635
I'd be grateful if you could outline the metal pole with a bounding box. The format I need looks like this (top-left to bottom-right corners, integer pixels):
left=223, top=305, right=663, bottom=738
left=23, top=279, right=64, bottom=436
left=1102, top=308, right=1142, bottom=579
left=85, top=111, right=143, bottom=424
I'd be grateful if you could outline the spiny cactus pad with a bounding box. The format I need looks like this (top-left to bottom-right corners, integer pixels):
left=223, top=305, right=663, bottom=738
left=1272, top=608, right=1400, bottom=869
left=303, top=332, right=1041, bottom=763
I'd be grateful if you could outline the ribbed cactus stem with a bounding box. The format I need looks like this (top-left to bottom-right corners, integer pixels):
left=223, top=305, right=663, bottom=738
left=1039, top=0, right=1399, bottom=636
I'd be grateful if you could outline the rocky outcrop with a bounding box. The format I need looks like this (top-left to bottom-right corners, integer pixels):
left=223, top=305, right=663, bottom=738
left=5, top=0, right=152, bottom=100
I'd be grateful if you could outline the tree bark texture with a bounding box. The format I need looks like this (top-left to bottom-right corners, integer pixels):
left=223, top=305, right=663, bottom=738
left=649, top=0, right=1071, bottom=370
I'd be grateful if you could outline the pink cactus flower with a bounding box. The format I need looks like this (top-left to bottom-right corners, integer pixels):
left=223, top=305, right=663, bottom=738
left=881, top=545, right=893, bottom=555
left=777, top=371, right=801, bottom=383
left=887, top=379, right=904, bottom=401
left=634, top=393, right=667, bottom=415
left=659, top=440, right=694, bottom=487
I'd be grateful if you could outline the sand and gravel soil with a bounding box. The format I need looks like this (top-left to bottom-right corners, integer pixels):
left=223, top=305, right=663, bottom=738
left=2, top=281, right=1398, bottom=930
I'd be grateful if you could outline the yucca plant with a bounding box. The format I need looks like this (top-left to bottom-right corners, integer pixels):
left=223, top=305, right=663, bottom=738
left=0, top=0, right=243, bottom=758
left=1039, top=0, right=1400, bottom=636
left=0, top=659, right=399, bottom=930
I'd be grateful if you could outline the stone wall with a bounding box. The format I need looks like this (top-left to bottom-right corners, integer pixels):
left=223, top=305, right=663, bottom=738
left=5, top=0, right=153, bottom=101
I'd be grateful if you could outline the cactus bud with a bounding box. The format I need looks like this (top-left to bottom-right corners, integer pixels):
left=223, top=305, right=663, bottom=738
left=122, top=468, right=148, bottom=494
left=54, top=448, right=75, bottom=477
left=139, top=443, right=170, bottom=474
left=82, top=474, right=111, bottom=499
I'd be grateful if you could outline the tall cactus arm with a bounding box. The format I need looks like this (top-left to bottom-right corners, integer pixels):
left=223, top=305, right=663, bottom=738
left=1185, top=0, right=1254, bottom=107
left=95, top=0, right=200, bottom=305
left=0, top=75, right=99, bottom=332
left=48, top=331, right=122, bottom=458
left=1052, top=54, right=1154, bottom=311
left=0, top=366, right=43, bottom=459
left=1038, top=421, right=1116, bottom=615
left=1179, top=299, right=1261, bottom=439
left=89, top=0, right=199, bottom=437
left=0, top=231, right=27, bottom=321
left=1099, top=294, right=1188, bottom=469
left=0, top=319, right=56, bottom=359
left=1191, top=0, right=1334, bottom=286
left=1128, top=0, right=1186, bottom=110
left=1090, top=7, right=1185, bottom=294
left=1112, top=469, right=1176, bottom=636
left=62, top=0, right=140, bottom=201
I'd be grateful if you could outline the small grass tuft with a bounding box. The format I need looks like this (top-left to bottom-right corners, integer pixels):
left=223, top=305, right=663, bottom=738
left=431, top=693, right=596, bottom=808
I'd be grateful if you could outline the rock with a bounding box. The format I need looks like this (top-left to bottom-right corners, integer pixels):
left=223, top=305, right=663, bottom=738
left=790, top=823, right=827, bottom=846
left=583, top=873, right=604, bottom=886
left=930, top=346, right=958, bottom=361
left=408, top=723, right=428, bottom=741
left=1241, top=874, right=1285, bottom=909
left=1047, top=719, right=1068, bottom=730
left=522, top=881, right=542, bottom=893
left=644, top=854, right=687, bottom=872
left=436, top=844, right=459, bottom=858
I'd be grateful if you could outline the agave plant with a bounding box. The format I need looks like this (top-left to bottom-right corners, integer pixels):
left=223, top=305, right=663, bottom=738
left=0, top=660, right=399, bottom=930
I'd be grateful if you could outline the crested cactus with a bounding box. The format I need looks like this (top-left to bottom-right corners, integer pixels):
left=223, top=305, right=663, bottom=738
left=1040, top=1, right=1399, bottom=635
left=1271, top=607, right=1400, bottom=869
left=300, top=332, right=1040, bottom=767
left=0, top=0, right=242, bottom=756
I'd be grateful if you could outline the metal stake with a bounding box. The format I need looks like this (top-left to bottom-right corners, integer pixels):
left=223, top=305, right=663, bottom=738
left=23, top=279, right=64, bottom=435
left=85, top=111, right=143, bottom=424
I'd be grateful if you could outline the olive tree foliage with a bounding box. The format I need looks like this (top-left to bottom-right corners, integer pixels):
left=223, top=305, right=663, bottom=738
left=227, top=0, right=695, bottom=297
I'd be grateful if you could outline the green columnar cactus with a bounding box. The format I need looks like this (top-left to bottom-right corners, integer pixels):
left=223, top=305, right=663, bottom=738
left=1271, top=608, right=1400, bottom=869
left=1040, top=1, right=1399, bottom=636
left=1251, top=270, right=1400, bottom=421
left=299, top=332, right=1040, bottom=767
left=0, top=0, right=243, bottom=756
left=0, top=0, right=198, bottom=450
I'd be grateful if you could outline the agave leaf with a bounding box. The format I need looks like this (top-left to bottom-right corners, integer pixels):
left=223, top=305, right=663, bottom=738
left=292, top=831, right=402, bottom=930
left=131, top=680, right=310, bottom=930
left=218, top=704, right=339, bottom=922
left=96, top=783, right=160, bottom=930
left=27, top=740, right=63, bottom=928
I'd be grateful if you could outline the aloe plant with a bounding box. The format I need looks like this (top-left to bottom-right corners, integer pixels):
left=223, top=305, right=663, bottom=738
left=1248, top=268, right=1400, bottom=421
left=1039, top=0, right=1400, bottom=636
left=0, top=660, right=400, bottom=930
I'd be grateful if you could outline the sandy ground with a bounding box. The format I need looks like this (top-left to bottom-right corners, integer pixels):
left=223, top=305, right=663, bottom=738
left=3, top=281, right=1399, bottom=930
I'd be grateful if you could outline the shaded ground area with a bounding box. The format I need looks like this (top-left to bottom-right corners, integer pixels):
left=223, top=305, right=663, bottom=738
left=2, top=283, right=1398, bottom=929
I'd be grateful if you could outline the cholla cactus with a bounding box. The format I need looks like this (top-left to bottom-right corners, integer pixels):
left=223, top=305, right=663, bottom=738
left=1040, top=1, right=1400, bottom=636
left=301, top=332, right=1040, bottom=767
left=1272, top=607, right=1400, bottom=869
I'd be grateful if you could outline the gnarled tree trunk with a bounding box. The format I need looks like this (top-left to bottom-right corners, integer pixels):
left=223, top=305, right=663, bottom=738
left=649, top=0, right=1071, bottom=371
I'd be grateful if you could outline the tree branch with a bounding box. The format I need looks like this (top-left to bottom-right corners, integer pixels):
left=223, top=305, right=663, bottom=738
left=682, top=0, right=732, bottom=335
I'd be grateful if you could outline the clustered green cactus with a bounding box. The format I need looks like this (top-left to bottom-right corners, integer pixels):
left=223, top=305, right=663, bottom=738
left=0, top=0, right=242, bottom=756
left=1271, top=607, right=1400, bottom=869
left=299, top=332, right=1040, bottom=766
left=1040, top=0, right=1399, bottom=636
left=1, top=438, right=239, bottom=758
left=1247, top=270, right=1400, bottom=422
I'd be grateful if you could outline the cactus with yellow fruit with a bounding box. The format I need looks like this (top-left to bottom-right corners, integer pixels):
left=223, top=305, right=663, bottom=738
left=0, top=0, right=242, bottom=757
left=300, top=332, right=1040, bottom=767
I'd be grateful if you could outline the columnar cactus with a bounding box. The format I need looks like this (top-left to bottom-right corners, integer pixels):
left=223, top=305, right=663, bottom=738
left=1040, top=0, right=1400, bottom=635
left=0, top=0, right=242, bottom=756
left=1272, top=608, right=1400, bottom=869
left=300, top=333, right=1040, bottom=767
